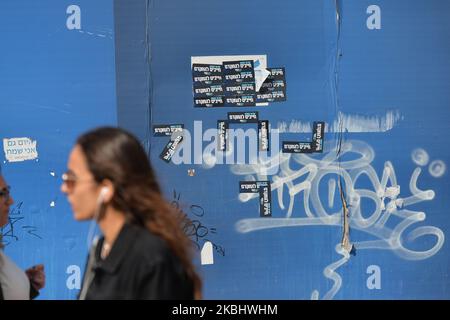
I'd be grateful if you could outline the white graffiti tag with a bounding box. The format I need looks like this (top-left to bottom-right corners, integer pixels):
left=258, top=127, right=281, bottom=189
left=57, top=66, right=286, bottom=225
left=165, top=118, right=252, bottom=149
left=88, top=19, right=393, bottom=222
left=231, top=140, right=444, bottom=299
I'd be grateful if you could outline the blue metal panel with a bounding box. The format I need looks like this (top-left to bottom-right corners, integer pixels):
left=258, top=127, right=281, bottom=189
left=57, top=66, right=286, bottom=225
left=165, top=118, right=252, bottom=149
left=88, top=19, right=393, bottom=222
left=0, top=0, right=116, bottom=299
left=115, top=0, right=448, bottom=299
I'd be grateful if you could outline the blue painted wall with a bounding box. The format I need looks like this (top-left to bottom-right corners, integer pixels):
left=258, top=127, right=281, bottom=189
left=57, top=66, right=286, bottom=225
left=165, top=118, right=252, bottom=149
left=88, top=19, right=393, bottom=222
left=119, top=0, right=449, bottom=299
left=0, top=0, right=116, bottom=299
left=1, top=0, right=449, bottom=299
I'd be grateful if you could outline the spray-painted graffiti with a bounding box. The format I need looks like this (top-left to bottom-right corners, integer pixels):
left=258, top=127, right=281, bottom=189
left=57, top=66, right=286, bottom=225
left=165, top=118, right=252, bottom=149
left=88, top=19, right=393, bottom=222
left=171, top=190, right=225, bottom=257
left=230, top=140, right=445, bottom=299
left=0, top=201, right=42, bottom=246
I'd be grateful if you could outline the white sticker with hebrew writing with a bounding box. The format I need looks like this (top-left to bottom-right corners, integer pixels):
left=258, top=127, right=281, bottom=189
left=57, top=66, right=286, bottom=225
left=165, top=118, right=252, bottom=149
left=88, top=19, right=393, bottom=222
left=3, top=137, right=38, bottom=162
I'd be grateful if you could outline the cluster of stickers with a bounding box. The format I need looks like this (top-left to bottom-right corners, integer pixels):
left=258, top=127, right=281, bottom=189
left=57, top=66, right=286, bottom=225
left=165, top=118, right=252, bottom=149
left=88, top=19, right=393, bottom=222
left=192, top=60, right=287, bottom=107
left=239, top=181, right=272, bottom=217
left=153, top=124, right=184, bottom=163
left=217, top=111, right=269, bottom=152
left=282, top=121, right=324, bottom=153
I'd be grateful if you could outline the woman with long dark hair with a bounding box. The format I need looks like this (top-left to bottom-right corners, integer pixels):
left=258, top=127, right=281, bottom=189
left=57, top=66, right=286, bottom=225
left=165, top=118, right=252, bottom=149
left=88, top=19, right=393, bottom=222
left=61, top=127, right=201, bottom=299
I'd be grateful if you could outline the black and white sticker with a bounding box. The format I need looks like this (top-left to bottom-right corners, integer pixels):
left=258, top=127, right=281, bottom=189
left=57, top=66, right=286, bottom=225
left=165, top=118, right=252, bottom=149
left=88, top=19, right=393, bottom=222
left=159, top=135, right=184, bottom=163
left=192, top=63, right=223, bottom=76
left=192, top=74, right=223, bottom=86
left=282, top=141, right=313, bottom=153
left=224, top=82, right=256, bottom=96
left=224, top=95, right=256, bottom=107
left=224, top=69, right=255, bottom=84
left=153, top=124, right=184, bottom=137
left=239, top=181, right=260, bottom=193
left=193, top=83, right=224, bottom=97
left=259, top=79, right=286, bottom=93
left=239, top=180, right=270, bottom=193
left=217, top=120, right=229, bottom=151
left=256, top=89, right=286, bottom=103
left=227, top=111, right=259, bottom=123
left=223, top=60, right=254, bottom=74
left=258, top=120, right=270, bottom=151
left=312, top=121, right=325, bottom=153
left=266, top=67, right=286, bottom=81
left=259, top=184, right=272, bottom=217
left=194, top=96, right=225, bottom=108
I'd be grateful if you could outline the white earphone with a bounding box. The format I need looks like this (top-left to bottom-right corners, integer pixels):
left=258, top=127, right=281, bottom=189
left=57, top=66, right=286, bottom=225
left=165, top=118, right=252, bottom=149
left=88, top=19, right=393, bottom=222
left=99, top=186, right=109, bottom=202
left=96, top=187, right=109, bottom=210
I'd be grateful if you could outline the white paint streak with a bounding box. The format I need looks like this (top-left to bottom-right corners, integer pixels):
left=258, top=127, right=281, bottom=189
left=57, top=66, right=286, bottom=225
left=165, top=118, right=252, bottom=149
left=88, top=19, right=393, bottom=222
left=328, top=178, right=336, bottom=208
left=78, top=29, right=110, bottom=39
left=231, top=140, right=444, bottom=300
left=277, top=110, right=402, bottom=133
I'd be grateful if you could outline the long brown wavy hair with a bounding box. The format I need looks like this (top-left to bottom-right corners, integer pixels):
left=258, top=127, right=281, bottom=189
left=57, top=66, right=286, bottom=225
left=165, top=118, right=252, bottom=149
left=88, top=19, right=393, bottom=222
left=77, top=127, right=202, bottom=299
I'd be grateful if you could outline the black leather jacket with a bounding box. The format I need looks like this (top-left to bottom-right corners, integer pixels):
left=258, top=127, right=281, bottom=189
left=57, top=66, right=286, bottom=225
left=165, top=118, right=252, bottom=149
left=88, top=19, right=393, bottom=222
left=79, top=223, right=194, bottom=300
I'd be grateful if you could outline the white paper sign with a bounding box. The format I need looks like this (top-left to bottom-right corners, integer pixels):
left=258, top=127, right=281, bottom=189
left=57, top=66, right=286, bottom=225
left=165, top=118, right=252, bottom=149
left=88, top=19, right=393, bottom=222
left=3, top=137, right=38, bottom=162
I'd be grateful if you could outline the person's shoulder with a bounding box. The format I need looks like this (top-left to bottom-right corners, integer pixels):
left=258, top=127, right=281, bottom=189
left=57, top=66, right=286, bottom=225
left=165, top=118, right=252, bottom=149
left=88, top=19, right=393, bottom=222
left=128, top=223, right=171, bottom=259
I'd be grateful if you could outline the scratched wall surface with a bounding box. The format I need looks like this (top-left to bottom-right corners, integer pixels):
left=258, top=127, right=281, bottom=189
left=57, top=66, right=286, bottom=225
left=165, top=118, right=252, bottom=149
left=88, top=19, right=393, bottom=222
left=115, top=0, right=450, bottom=299
left=0, top=1, right=117, bottom=299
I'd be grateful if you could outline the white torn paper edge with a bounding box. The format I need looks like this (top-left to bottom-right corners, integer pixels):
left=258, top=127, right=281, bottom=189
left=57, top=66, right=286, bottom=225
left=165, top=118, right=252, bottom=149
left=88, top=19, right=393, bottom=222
left=200, top=241, right=214, bottom=265
left=3, top=137, right=38, bottom=162
left=254, top=68, right=271, bottom=92
left=191, top=54, right=270, bottom=105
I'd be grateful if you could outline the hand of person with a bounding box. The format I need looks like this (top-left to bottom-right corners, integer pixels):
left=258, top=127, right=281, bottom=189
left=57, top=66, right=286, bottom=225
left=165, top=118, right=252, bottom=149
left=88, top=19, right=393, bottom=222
left=25, top=264, right=46, bottom=290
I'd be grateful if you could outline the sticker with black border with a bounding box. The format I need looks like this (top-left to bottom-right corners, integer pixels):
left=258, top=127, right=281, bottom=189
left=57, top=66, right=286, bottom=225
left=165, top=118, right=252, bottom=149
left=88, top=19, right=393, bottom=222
left=258, top=120, right=270, bottom=151
left=282, top=141, right=313, bottom=153
left=224, top=82, right=256, bottom=96
left=192, top=74, right=223, bottom=86
left=259, top=184, right=272, bottom=217
left=239, top=180, right=270, bottom=193
left=239, top=181, right=259, bottom=193
left=217, top=120, right=229, bottom=151
left=266, top=67, right=286, bottom=81
left=153, top=124, right=184, bottom=137
left=259, top=79, right=286, bottom=93
left=194, top=96, right=225, bottom=108
left=312, top=121, right=325, bottom=153
left=227, top=112, right=259, bottom=123
left=159, top=135, right=184, bottom=163
left=223, top=60, right=254, bottom=74
left=192, top=63, right=223, bottom=76
left=224, top=95, right=256, bottom=107
left=224, top=70, right=255, bottom=84
left=193, top=84, right=224, bottom=97
left=256, top=89, right=286, bottom=103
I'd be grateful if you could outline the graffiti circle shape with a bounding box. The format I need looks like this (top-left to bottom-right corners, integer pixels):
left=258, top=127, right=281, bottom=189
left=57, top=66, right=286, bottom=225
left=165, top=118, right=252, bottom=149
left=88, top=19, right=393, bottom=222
left=428, top=160, right=446, bottom=178
left=411, top=148, right=429, bottom=166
